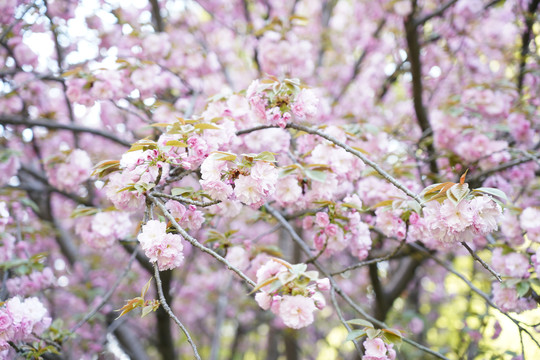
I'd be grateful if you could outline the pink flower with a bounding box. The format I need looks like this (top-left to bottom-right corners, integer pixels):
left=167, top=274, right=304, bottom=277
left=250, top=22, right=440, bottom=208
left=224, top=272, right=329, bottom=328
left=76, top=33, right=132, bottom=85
left=492, top=282, right=536, bottom=313
left=165, top=200, right=187, bottom=220
left=0, top=154, right=19, bottom=186
left=274, top=176, right=302, bottom=206
left=278, top=295, right=316, bottom=329
left=363, top=338, right=388, bottom=360
left=250, top=161, right=278, bottom=195
left=234, top=174, right=264, bottom=206
left=316, top=278, right=330, bottom=291
left=469, top=195, right=502, bottom=234
left=292, top=89, right=319, bottom=121
left=0, top=310, right=13, bottom=339
left=255, top=292, right=272, bottom=310
left=105, top=170, right=145, bottom=211
left=375, top=208, right=406, bottom=240
left=315, top=212, right=330, bottom=227
left=492, top=248, right=529, bottom=279
left=137, top=220, right=185, bottom=270
left=225, top=246, right=250, bottom=271
left=520, top=207, right=540, bottom=242
left=201, top=179, right=233, bottom=201
left=256, top=259, right=287, bottom=284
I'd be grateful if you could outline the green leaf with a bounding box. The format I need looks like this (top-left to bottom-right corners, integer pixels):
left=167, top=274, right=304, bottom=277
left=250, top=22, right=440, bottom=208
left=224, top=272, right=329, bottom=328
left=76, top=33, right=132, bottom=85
left=141, top=305, right=154, bottom=318
left=171, top=187, right=194, bottom=196
left=165, top=140, right=188, bottom=147
left=128, top=139, right=157, bottom=152
left=70, top=206, right=100, bottom=218
left=214, top=151, right=237, bottom=162
left=254, top=151, right=277, bottom=162
left=305, top=169, right=326, bottom=182
left=382, top=328, right=403, bottom=346
left=92, top=159, right=120, bottom=178
left=345, top=329, right=367, bottom=342
left=346, top=318, right=374, bottom=328
left=473, top=187, right=508, bottom=203
left=20, top=197, right=39, bottom=213
left=366, top=328, right=381, bottom=339
left=447, top=183, right=470, bottom=205
left=278, top=271, right=297, bottom=285
left=516, top=281, right=531, bottom=297
left=195, top=123, right=221, bottom=130
left=141, top=277, right=153, bottom=298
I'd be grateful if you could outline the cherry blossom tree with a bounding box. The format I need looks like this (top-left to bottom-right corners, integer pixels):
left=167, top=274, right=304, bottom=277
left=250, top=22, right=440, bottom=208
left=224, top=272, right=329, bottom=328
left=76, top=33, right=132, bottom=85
left=1, top=0, right=540, bottom=359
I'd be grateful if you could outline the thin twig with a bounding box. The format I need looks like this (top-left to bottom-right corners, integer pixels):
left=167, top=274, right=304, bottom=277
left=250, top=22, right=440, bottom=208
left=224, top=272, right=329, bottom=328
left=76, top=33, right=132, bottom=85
left=264, top=204, right=450, bottom=360
left=152, top=192, right=221, bottom=207
left=0, top=115, right=131, bottom=147
left=286, top=123, right=424, bottom=205
left=153, top=263, right=201, bottom=360
left=408, top=241, right=540, bottom=351
left=330, top=287, right=363, bottom=356
left=149, top=194, right=256, bottom=287
left=239, top=123, right=423, bottom=204
left=461, top=242, right=502, bottom=282
left=331, top=240, right=407, bottom=276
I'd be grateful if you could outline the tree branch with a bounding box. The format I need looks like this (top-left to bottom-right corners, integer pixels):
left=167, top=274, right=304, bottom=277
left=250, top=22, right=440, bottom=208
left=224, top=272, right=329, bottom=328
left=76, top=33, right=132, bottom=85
left=264, top=204, right=450, bottom=360
left=0, top=115, right=131, bottom=147
left=153, top=264, right=201, bottom=360
left=517, top=0, right=540, bottom=94
left=405, top=6, right=439, bottom=175
left=149, top=194, right=256, bottom=287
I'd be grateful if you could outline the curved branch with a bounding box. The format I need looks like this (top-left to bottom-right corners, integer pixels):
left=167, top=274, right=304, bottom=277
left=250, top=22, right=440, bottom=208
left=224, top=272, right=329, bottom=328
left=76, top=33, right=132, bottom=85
left=0, top=115, right=131, bottom=147
left=153, top=264, right=201, bottom=360
left=264, top=204, right=450, bottom=360
left=149, top=194, right=256, bottom=287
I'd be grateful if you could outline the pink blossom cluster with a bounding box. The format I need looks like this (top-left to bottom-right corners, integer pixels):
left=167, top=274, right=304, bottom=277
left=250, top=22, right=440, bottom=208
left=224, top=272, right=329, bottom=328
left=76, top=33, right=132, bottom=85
left=157, top=132, right=216, bottom=170
left=165, top=200, right=204, bottom=231
left=0, top=297, right=52, bottom=354
left=253, top=259, right=329, bottom=329
left=491, top=248, right=530, bottom=279
left=302, top=199, right=371, bottom=260
left=492, top=282, right=536, bottom=314
left=362, top=337, right=396, bottom=360
left=246, top=78, right=320, bottom=128
left=375, top=207, right=406, bottom=240
left=137, top=220, right=184, bottom=271
left=0, top=153, right=19, bottom=187
left=46, top=149, right=93, bottom=192
left=200, top=153, right=278, bottom=207
left=421, top=195, right=502, bottom=248
left=519, top=207, right=540, bottom=242
left=6, top=268, right=55, bottom=297
left=75, top=211, right=134, bottom=249
left=105, top=149, right=170, bottom=211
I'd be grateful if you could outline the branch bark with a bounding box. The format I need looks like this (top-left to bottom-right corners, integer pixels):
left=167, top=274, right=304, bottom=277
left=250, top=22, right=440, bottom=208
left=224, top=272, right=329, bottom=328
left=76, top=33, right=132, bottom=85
left=0, top=115, right=131, bottom=147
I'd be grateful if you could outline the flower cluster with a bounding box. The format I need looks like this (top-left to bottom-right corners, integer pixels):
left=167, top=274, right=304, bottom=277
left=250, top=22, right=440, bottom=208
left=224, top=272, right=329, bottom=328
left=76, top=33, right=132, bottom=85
left=492, top=282, right=536, bottom=313
left=6, top=268, right=55, bottom=297
left=75, top=211, right=134, bottom=249
left=363, top=337, right=396, bottom=360
left=165, top=200, right=204, bottom=231
left=46, top=149, right=93, bottom=192
left=253, top=259, right=329, bottom=329
left=302, top=196, right=371, bottom=260
left=137, top=220, right=184, bottom=271
left=422, top=194, right=502, bottom=247
left=520, top=207, right=540, bottom=242
left=246, top=78, right=320, bottom=128
left=0, top=297, right=52, bottom=353
left=200, top=152, right=279, bottom=207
